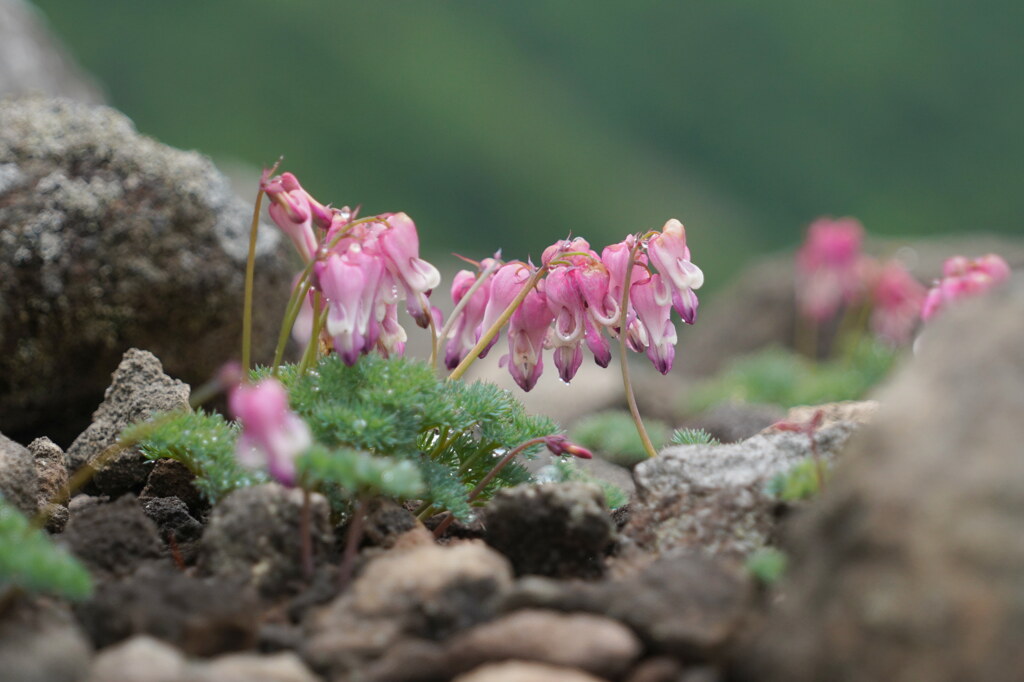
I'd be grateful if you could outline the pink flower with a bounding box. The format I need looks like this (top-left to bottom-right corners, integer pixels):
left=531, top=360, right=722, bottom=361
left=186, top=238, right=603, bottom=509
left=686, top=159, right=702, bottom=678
left=229, top=378, right=311, bottom=487
left=795, top=217, right=866, bottom=322
left=647, top=219, right=704, bottom=323
left=503, top=285, right=553, bottom=391
left=869, top=261, right=926, bottom=345
left=315, top=247, right=384, bottom=365
left=479, top=261, right=534, bottom=358
left=444, top=265, right=494, bottom=369
left=260, top=170, right=327, bottom=262
left=921, top=254, right=1011, bottom=321
left=630, top=273, right=678, bottom=374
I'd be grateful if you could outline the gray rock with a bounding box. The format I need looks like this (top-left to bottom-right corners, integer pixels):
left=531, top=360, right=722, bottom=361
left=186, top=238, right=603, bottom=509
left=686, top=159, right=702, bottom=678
left=739, top=274, right=1024, bottom=681
left=446, top=609, right=642, bottom=678
left=198, top=483, right=332, bottom=597
left=622, top=422, right=858, bottom=562
left=0, top=97, right=294, bottom=443
left=184, top=652, right=320, bottom=682
left=502, top=552, right=752, bottom=659
left=66, top=349, right=189, bottom=496
left=87, top=636, right=186, bottom=682
left=63, top=494, right=163, bottom=578
left=0, top=0, right=104, bottom=102
left=0, top=431, right=39, bottom=517
left=29, top=436, right=70, bottom=530
left=142, top=496, right=203, bottom=544
left=453, top=661, right=605, bottom=682
left=485, top=482, right=614, bottom=578
left=140, top=458, right=205, bottom=518
left=305, top=541, right=513, bottom=676
left=0, top=597, right=93, bottom=682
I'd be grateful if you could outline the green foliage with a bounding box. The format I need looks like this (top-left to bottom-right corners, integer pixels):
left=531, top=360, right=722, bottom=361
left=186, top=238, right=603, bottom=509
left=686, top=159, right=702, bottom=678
left=746, top=547, right=788, bottom=586
left=571, top=410, right=668, bottom=467
left=541, top=459, right=629, bottom=511
left=669, top=428, right=720, bottom=446
left=297, top=445, right=424, bottom=499
left=690, top=340, right=897, bottom=411
left=274, top=354, right=558, bottom=519
left=766, top=458, right=828, bottom=502
left=0, top=496, right=92, bottom=600
left=129, top=410, right=259, bottom=504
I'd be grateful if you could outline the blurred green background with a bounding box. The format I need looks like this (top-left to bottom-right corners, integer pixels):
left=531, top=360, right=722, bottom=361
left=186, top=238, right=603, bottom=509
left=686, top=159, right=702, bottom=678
left=32, top=1, right=1024, bottom=289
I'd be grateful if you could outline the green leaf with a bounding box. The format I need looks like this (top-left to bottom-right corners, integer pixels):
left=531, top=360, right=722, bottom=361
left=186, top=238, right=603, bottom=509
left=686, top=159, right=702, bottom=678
left=0, top=496, right=92, bottom=600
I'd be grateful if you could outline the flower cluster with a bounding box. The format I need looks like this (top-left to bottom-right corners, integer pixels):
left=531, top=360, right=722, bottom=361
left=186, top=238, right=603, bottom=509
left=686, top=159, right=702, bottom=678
left=444, top=219, right=704, bottom=390
left=794, top=216, right=926, bottom=346
left=261, top=170, right=441, bottom=365
left=921, top=254, right=1011, bottom=321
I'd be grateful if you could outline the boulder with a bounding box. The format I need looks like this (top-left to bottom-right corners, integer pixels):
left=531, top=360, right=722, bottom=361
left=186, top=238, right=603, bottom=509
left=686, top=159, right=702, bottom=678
left=739, top=275, right=1024, bottom=681
left=0, top=97, right=293, bottom=444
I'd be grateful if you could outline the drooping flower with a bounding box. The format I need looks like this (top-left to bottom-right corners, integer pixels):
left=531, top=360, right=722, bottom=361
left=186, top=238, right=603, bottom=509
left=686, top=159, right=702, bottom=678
left=315, top=246, right=384, bottom=365
left=646, top=219, right=704, bottom=324
left=503, top=284, right=554, bottom=391
left=795, top=217, right=866, bottom=322
left=229, top=378, right=311, bottom=487
left=921, top=254, right=1011, bottom=321
left=260, top=170, right=328, bottom=262
left=444, top=263, right=495, bottom=369
left=479, top=261, right=534, bottom=359
left=630, top=273, right=678, bottom=374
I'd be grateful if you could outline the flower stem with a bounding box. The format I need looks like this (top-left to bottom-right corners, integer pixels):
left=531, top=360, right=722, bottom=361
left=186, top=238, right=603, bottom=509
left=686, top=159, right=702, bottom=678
left=617, top=240, right=658, bottom=459
left=447, top=266, right=546, bottom=382
left=297, top=294, right=326, bottom=377
left=241, top=187, right=265, bottom=374
left=432, top=437, right=544, bottom=538
left=272, top=264, right=315, bottom=377
left=339, top=496, right=367, bottom=589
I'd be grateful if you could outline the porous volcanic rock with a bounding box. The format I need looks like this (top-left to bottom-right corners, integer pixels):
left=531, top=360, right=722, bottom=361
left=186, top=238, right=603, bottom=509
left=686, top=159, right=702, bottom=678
left=738, top=275, right=1024, bottom=681
left=198, top=484, right=332, bottom=597
left=0, top=431, right=39, bottom=516
left=0, top=96, right=293, bottom=443
left=484, top=482, right=614, bottom=579
left=65, top=349, right=190, bottom=500
left=63, top=494, right=164, bottom=578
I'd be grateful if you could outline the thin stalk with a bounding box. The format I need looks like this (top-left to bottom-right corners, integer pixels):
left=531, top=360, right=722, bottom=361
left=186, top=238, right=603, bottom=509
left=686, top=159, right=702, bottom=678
left=241, top=187, right=265, bottom=374
left=271, top=263, right=316, bottom=376
left=297, top=295, right=326, bottom=377
left=433, top=437, right=544, bottom=538
left=795, top=313, right=819, bottom=362
left=447, top=266, right=547, bottom=382
left=300, top=487, right=314, bottom=580
left=616, top=242, right=658, bottom=459
left=339, top=497, right=367, bottom=589
left=421, top=295, right=440, bottom=370
left=434, top=260, right=501, bottom=373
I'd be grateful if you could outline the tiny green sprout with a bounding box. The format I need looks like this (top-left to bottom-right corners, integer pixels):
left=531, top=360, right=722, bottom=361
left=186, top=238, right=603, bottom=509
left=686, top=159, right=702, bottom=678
left=669, top=427, right=720, bottom=446
left=746, top=546, right=788, bottom=586
left=542, top=458, right=630, bottom=511
left=766, top=458, right=828, bottom=502
left=0, top=495, right=92, bottom=602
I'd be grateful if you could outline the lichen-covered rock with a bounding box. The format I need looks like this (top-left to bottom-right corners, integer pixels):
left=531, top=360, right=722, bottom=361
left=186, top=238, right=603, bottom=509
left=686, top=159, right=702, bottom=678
left=739, top=275, right=1024, bottom=682
left=485, top=482, right=614, bottom=578
left=622, top=421, right=858, bottom=562
left=0, top=97, right=293, bottom=443
left=0, top=431, right=39, bottom=516
left=198, top=484, right=332, bottom=597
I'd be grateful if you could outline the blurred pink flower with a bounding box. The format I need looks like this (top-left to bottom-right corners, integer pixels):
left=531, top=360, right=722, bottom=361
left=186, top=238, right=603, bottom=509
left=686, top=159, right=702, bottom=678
left=229, top=378, right=311, bottom=487
left=795, top=217, right=866, bottom=322
left=921, top=254, right=1011, bottom=321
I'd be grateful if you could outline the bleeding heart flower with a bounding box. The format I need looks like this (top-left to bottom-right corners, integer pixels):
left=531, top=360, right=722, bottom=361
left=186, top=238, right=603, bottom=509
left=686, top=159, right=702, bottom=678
left=229, top=378, right=311, bottom=487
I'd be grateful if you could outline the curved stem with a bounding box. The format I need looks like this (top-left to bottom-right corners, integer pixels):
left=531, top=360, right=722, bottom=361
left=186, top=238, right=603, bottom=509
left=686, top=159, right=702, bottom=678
left=433, top=437, right=545, bottom=538
left=241, top=187, right=265, bottom=373
left=272, top=264, right=316, bottom=377
left=297, top=294, right=326, bottom=377
left=617, top=241, right=659, bottom=459
left=447, top=266, right=547, bottom=382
